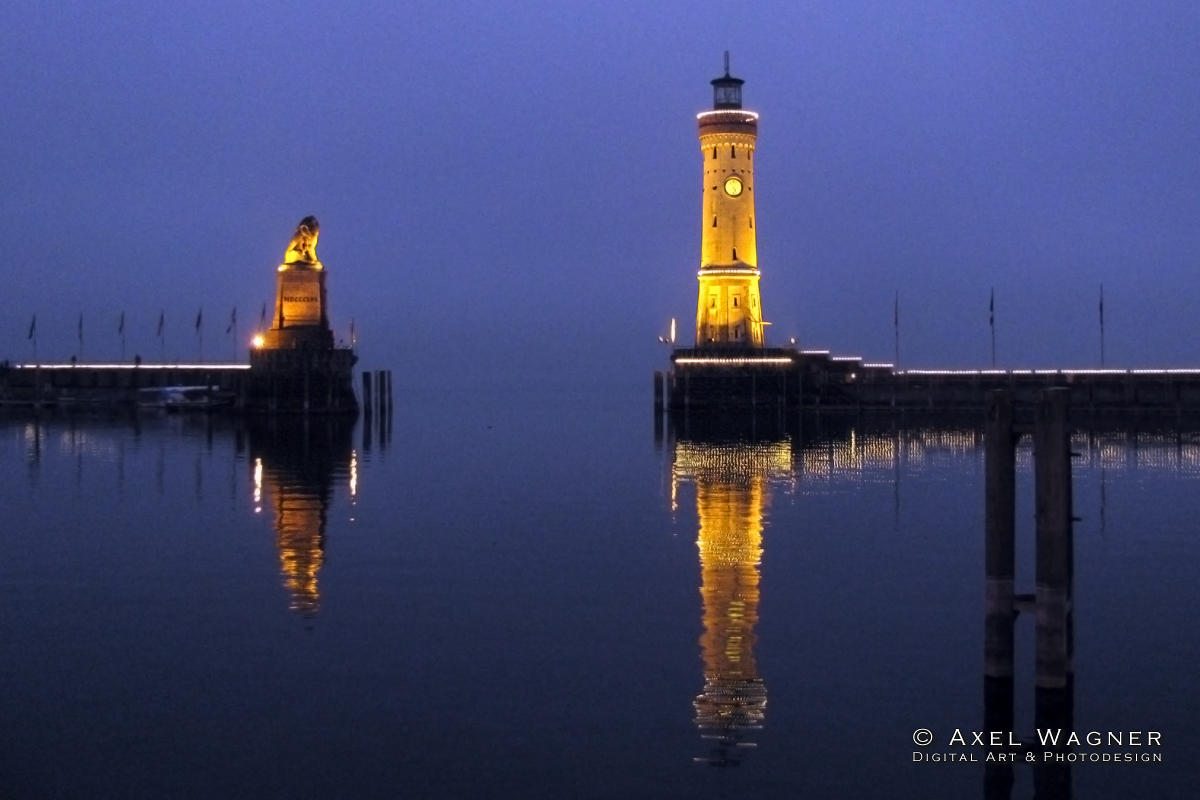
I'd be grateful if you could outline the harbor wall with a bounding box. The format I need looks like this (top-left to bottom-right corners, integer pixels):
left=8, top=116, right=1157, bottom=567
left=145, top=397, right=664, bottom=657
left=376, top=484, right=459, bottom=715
left=665, top=348, right=1200, bottom=415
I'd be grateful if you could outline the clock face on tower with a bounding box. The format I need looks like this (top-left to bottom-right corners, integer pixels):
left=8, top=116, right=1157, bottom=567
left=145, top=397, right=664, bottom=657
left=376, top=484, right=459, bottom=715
left=724, top=176, right=743, bottom=197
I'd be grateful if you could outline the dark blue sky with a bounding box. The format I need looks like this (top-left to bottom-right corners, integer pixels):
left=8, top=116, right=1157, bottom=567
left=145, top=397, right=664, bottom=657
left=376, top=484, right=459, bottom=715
left=3, top=1, right=1199, bottom=381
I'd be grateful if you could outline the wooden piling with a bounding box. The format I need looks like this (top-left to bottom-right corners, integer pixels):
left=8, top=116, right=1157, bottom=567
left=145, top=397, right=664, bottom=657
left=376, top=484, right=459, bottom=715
left=1034, top=388, right=1073, bottom=690
left=653, top=371, right=664, bottom=411
left=984, top=390, right=1016, bottom=680
left=362, top=371, right=373, bottom=417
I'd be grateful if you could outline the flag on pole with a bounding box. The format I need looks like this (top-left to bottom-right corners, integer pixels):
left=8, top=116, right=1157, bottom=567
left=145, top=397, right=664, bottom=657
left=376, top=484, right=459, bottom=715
left=157, top=311, right=165, bottom=338
left=78, top=313, right=83, bottom=344
left=195, top=308, right=203, bottom=331
left=1099, top=283, right=1106, bottom=366
left=260, top=302, right=267, bottom=326
left=118, top=311, right=125, bottom=334
left=28, top=314, right=37, bottom=339
left=989, top=288, right=996, bottom=367
left=226, top=306, right=237, bottom=334
left=893, top=291, right=900, bottom=366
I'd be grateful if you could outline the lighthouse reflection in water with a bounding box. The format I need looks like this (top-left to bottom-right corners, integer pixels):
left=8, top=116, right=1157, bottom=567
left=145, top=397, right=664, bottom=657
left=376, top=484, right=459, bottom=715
left=670, top=423, right=794, bottom=766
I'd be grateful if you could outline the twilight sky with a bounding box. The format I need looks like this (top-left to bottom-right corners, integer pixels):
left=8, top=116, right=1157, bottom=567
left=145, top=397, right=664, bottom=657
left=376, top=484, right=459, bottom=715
left=3, top=0, right=1198, bottom=384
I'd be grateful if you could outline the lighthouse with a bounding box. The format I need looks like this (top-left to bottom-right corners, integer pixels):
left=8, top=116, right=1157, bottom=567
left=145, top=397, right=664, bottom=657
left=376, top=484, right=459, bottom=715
left=661, top=58, right=798, bottom=412
left=695, top=54, right=765, bottom=348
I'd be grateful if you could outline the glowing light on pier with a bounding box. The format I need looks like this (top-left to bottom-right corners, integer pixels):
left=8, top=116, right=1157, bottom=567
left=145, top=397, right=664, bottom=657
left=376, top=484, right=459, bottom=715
left=14, top=363, right=251, bottom=370
left=675, top=357, right=793, bottom=366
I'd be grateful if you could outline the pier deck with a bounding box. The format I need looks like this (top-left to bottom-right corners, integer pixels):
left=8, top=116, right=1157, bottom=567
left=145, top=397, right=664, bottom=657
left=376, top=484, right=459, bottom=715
left=0, top=363, right=251, bottom=409
left=664, top=348, right=1200, bottom=415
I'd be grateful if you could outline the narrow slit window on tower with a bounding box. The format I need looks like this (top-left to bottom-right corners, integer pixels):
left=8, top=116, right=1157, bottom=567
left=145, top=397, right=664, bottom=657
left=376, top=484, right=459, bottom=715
left=712, top=216, right=717, bottom=227
left=733, top=296, right=739, bottom=308
left=712, top=147, right=717, bottom=159
left=731, top=145, right=736, bottom=158
left=749, top=216, right=753, bottom=229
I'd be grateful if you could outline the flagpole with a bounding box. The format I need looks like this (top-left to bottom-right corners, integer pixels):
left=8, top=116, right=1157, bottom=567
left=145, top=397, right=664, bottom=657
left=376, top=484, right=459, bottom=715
left=227, top=306, right=238, bottom=361
left=893, top=291, right=900, bottom=368
left=1099, top=283, right=1105, bottom=367
left=28, top=314, right=37, bottom=364
left=29, top=314, right=39, bottom=408
left=119, top=311, right=126, bottom=362
left=989, top=288, right=996, bottom=368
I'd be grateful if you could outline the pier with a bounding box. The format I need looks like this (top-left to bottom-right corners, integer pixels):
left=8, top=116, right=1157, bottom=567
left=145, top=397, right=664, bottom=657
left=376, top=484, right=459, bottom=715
left=0, top=362, right=251, bottom=410
left=661, top=348, right=1200, bottom=416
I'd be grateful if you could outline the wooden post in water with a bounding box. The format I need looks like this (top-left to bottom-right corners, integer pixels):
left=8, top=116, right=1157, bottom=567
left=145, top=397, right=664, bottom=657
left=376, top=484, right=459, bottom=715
left=984, top=390, right=1017, bottom=679
left=1034, top=388, right=1072, bottom=690
left=375, top=370, right=385, bottom=447
left=653, top=371, right=664, bottom=412
left=362, top=371, right=373, bottom=418
left=983, top=390, right=1016, bottom=800
left=1033, top=388, right=1074, bottom=799
left=385, top=369, right=393, bottom=418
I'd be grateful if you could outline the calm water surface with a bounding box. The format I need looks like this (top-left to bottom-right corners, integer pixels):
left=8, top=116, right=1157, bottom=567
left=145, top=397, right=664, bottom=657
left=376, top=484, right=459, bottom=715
left=2, top=383, right=1198, bottom=798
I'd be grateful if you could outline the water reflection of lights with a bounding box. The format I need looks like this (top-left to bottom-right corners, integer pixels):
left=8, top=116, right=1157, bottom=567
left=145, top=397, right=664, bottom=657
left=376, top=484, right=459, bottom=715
left=247, top=419, right=356, bottom=619
left=673, top=439, right=779, bottom=766
left=272, top=488, right=326, bottom=616
left=253, top=457, right=263, bottom=513
left=678, top=428, right=1200, bottom=493
left=1080, top=432, right=1200, bottom=473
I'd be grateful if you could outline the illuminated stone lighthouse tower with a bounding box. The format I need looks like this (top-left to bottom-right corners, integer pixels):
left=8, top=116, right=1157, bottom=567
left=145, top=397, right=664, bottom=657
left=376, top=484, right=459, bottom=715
left=695, top=55, right=765, bottom=348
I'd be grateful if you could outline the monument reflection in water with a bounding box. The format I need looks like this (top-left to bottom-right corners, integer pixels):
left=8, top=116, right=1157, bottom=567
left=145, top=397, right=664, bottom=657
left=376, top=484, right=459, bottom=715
left=668, top=417, right=794, bottom=766
left=248, top=417, right=356, bottom=617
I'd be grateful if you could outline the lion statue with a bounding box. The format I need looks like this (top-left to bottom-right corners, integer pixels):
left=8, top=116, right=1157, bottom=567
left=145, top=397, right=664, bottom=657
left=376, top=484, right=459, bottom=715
left=284, top=216, right=320, bottom=264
